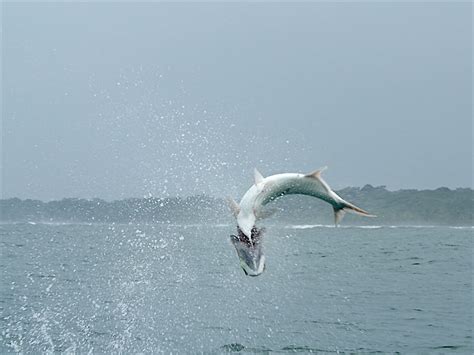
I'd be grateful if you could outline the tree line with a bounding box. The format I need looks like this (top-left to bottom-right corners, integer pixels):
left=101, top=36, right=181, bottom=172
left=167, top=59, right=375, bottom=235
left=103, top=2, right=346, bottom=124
left=1, top=186, right=472, bottom=226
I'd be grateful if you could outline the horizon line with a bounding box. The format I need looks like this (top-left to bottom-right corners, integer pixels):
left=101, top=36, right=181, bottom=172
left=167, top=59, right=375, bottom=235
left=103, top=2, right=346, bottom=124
left=1, top=185, right=472, bottom=203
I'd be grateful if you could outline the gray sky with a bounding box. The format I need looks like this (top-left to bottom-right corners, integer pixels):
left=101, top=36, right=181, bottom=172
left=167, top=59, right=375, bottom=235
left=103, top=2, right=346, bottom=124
left=2, top=2, right=472, bottom=200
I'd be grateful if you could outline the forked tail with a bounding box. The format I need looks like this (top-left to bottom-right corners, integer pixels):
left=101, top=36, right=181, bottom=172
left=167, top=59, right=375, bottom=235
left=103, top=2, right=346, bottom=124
left=334, top=201, right=376, bottom=226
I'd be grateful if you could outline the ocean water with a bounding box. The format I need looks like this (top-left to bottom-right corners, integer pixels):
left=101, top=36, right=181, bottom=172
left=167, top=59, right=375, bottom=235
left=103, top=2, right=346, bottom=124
left=1, top=223, right=472, bottom=353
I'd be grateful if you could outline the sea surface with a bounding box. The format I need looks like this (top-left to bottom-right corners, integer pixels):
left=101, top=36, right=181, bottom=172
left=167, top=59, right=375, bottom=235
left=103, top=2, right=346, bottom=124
left=1, top=223, right=472, bottom=353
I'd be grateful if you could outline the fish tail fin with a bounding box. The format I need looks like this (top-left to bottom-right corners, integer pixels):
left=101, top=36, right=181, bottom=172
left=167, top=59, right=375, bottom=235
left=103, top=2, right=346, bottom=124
left=333, top=201, right=376, bottom=226
left=343, top=201, right=376, bottom=217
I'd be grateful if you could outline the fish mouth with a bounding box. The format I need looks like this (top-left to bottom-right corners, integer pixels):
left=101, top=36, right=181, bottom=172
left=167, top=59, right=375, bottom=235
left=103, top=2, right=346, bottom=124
left=231, top=226, right=265, bottom=277
left=240, top=260, right=265, bottom=277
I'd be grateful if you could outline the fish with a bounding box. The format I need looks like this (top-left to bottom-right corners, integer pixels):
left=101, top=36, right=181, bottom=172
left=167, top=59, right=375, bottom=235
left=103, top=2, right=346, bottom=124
left=230, top=226, right=265, bottom=276
left=228, top=167, right=375, bottom=276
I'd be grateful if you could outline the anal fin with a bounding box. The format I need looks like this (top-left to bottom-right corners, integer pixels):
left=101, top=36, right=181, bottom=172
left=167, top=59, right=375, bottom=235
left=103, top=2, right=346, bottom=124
left=334, top=207, right=346, bottom=227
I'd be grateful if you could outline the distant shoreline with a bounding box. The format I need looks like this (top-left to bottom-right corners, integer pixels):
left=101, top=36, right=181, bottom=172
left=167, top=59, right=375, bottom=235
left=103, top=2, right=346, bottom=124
left=1, top=186, right=473, bottom=226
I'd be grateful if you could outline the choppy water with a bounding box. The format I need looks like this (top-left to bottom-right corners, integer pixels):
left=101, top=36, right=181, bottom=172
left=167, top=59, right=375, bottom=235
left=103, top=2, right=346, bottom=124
left=1, top=223, right=472, bottom=353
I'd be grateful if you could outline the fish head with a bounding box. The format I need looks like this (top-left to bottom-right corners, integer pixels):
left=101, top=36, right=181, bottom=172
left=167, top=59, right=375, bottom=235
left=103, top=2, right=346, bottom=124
left=230, top=226, right=265, bottom=277
left=236, top=213, right=256, bottom=239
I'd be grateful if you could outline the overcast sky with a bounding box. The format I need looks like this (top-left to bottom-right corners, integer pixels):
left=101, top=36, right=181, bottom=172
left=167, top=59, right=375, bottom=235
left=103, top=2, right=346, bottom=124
left=2, top=2, right=472, bottom=200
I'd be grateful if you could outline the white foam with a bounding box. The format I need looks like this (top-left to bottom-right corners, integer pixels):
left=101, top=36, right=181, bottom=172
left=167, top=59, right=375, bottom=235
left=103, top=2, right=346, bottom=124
left=284, top=224, right=472, bottom=230
left=285, top=224, right=384, bottom=229
left=285, top=224, right=333, bottom=229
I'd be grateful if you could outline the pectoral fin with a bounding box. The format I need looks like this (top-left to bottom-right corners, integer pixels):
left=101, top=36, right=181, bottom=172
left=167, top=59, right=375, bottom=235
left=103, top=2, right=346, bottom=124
left=226, top=197, right=240, bottom=217
left=255, top=208, right=278, bottom=220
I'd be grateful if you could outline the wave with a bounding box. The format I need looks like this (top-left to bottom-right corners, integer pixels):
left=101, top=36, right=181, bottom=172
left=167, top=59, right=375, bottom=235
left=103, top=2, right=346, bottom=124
left=285, top=224, right=473, bottom=230
left=286, top=224, right=383, bottom=229
left=0, top=221, right=95, bottom=226
left=1, top=221, right=471, bottom=230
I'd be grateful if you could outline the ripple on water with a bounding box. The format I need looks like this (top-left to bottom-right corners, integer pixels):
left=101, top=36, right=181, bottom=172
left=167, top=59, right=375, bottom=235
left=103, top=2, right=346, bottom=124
left=221, top=343, right=245, bottom=352
left=2, top=224, right=472, bottom=353
left=220, top=343, right=272, bottom=353
left=281, top=345, right=337, bottom=353
left=431, top=345, right=464, bottom=350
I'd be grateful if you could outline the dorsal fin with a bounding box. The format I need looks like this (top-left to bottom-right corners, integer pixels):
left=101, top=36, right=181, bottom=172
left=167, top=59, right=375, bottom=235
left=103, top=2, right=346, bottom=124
left=254, top=168, right=264, bottom=185
left=305, top=166, right=328, bottom=179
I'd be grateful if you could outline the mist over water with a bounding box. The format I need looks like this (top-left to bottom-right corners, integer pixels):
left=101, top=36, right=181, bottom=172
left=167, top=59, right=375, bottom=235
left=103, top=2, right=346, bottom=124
left=3, top=3, right=472, bottom=200
left=1, top=223, right=472, bottom=353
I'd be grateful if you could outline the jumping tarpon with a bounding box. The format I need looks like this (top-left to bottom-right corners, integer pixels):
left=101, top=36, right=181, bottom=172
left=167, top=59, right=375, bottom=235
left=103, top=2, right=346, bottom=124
left=228, top=167, right=375, bottom=276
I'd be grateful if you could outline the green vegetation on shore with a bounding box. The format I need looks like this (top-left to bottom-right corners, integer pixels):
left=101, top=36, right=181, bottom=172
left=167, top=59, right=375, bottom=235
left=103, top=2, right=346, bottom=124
left=1, top=186, right=472, bottom=226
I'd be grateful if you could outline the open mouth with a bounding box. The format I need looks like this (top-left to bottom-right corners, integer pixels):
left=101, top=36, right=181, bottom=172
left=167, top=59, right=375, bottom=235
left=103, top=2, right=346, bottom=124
left=240, top=264, right=265, bottom=277
left=231, top=226, right=266, bottom=276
